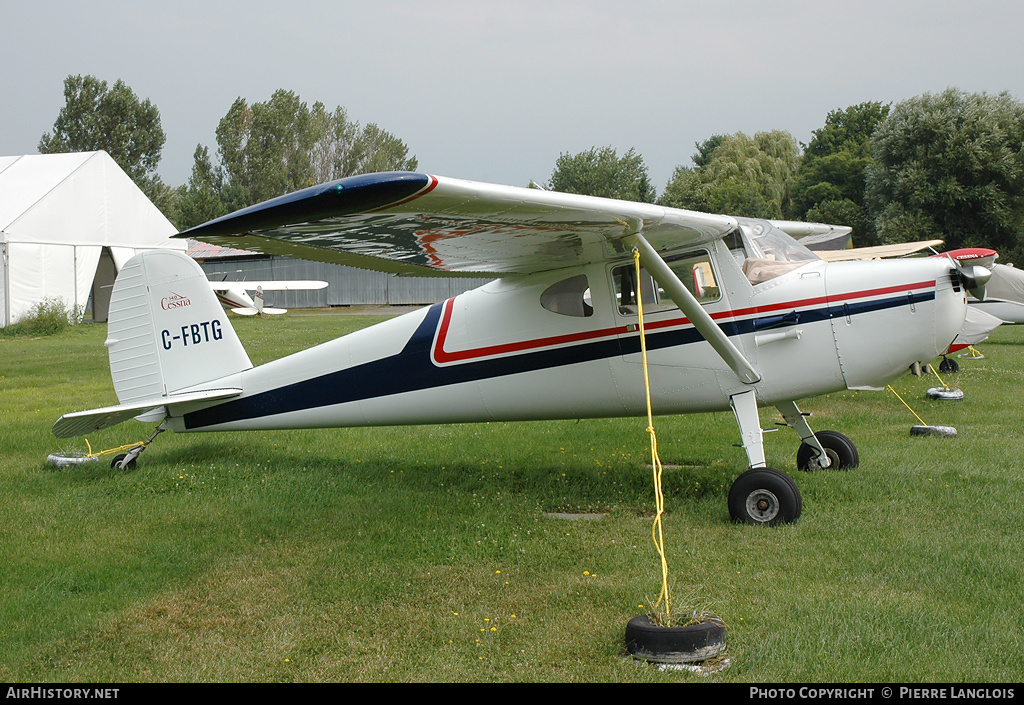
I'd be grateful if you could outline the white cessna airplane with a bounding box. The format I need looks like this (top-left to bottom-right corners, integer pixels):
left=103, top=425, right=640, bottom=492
left=208, top=279, right=328, bottom=316
left=52, top=172, right=984, bottom=525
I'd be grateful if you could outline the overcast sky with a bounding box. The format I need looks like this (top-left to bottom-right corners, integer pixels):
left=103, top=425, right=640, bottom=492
left=3, top=0, right=1023, bottom=195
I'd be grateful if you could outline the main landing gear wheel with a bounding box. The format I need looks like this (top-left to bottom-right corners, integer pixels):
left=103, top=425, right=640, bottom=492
left=728, top=467, right=802, bottom=525
left=796, top=430, right=859, bottom=471
left=939, top=357, right=959, bottom=374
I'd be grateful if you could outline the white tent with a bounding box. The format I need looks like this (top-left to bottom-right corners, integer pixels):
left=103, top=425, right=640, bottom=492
left=0, top=151, right=186, bottom=326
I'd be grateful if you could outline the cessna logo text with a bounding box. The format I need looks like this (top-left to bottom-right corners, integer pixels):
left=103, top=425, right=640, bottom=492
left=161, top=320, right=224, bottom=350
left=161, top=292, right=191, bottom=310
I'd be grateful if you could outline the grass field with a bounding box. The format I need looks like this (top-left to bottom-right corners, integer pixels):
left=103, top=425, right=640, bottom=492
left=1, top=308, right=1022, bottom=683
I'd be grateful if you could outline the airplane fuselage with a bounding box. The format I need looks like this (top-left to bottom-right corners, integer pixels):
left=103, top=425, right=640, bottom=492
left=53, top=173, right=975, bottom=525
left=168, top=238, right=966, bottom=434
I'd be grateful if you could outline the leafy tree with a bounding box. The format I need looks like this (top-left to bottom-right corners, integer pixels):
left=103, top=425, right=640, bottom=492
left=547, top=146, right=656, bottom=202
left=211, top=90, right=316, bottom=210
left=658, top=164, right=704, bottom=211
left=789, top=102, right=889, bottom=243
left=659, top=131, right=800, bottom=218
left=351, top=123, right=419, bottom=176
left=865, top=88, right=1024, bottom=263
left=692, top=134, right=725, bottom=169
left=309, top=104, right=361, bottom=183
left=194, top=90, right=419, bottom=217
left=657, top=135, right=725, bottom=212
left=39, top=75, right=165, bottom=187
left=803, top=102, right=890, bottom=161
left=176, top=146, right=226, bottom=229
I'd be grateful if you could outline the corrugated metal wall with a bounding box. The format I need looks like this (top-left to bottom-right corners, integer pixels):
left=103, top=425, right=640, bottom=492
left=197, top=255, right=492, bottom=308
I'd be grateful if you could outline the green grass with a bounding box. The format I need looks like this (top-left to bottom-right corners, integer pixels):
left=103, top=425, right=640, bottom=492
left=2, top=309, right=1023, bottom=682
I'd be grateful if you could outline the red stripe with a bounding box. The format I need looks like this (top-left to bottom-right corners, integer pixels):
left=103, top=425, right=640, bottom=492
left=432, top=279, right=937, bottom=365
left=366, top=174, right=439, bottom=213
left=432, top=298, right=623, bottom=363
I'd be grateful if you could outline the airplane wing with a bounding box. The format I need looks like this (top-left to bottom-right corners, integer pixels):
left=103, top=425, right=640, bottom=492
left=814, top=240, right=944, bottom=262
left=176, top=172, right=739, bottom=276
left=208, top=281, right=328, bottom=292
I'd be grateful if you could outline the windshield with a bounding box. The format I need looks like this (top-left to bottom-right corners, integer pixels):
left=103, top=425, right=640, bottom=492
left=743, top=221, right=819, bottom=263
left=728, top=220, right=820, bottom=284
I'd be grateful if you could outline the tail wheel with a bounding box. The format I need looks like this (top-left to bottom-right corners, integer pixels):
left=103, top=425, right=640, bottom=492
left=728, top=467, right=802, bottom=525
left=110, top=453, right=137, bottom=471
left=796, top=430, right=859, bottom=471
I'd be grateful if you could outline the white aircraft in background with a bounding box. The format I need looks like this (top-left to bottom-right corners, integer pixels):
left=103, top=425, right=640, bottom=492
left=52, top=172, right=982, bottom=525
left=208, top=279, right=328, bottom=316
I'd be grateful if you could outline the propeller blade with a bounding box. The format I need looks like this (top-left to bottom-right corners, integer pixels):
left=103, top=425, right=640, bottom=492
left=959, top=264, right=991, bottom=301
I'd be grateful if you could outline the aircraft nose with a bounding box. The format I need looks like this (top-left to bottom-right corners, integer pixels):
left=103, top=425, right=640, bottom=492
left=825, top=257, right=967, bottom=389
left=934, top=259, right=971, bottom=353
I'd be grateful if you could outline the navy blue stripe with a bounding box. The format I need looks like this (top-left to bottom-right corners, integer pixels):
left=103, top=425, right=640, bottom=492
left=181, top=289, right=935, bottom=430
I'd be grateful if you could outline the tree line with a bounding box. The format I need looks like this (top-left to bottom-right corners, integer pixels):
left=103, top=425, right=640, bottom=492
left=38, top=76, right=418, bottom=233
left=38, top=75, right=1024, bottom=264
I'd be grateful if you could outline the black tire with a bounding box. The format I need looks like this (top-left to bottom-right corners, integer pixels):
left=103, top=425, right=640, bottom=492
left=796, top=430, right=859, bottom=471
left=728, top=467, right=802, bottom=525
left=110, top=453, right=137, bottom=470
left=624, top=614, right=726, bottom=664
left=939, top=357, right=959, bottom=374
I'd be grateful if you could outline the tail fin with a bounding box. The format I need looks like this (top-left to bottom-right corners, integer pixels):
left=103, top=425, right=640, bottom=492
left=53, top=249, right=251, bottom=439
left=107, top=249, right=252, bottom=403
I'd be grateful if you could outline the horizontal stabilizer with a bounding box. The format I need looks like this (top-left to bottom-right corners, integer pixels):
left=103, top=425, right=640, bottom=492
left=52, top=388, right=242, bottom=439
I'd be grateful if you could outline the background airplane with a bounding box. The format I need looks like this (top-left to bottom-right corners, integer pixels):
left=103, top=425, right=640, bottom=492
left=813, top=240, right=946, bottom=262
left=941, top=248, right=1024, bottom=324
left=52, top=172, right=978, bottom=526
left=208, top=279, right=328, bottom=316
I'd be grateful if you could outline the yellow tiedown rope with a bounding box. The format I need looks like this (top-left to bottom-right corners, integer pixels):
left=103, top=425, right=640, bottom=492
left=633, top=250, right=673, bottom=624
left=886, top=365, right=958, bottom=427
left=886, top=385, right=929, bottom=426
left=82, top=438, right=145, bottom=459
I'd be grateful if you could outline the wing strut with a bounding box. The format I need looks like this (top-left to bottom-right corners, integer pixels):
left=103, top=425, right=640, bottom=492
left=628, top=232, right=761, bottom=384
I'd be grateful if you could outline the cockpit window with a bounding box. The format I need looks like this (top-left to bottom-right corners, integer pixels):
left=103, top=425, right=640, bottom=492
left=613, top=251, right=720, bottom=315
left=728, top=222, right=819, bottom=285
